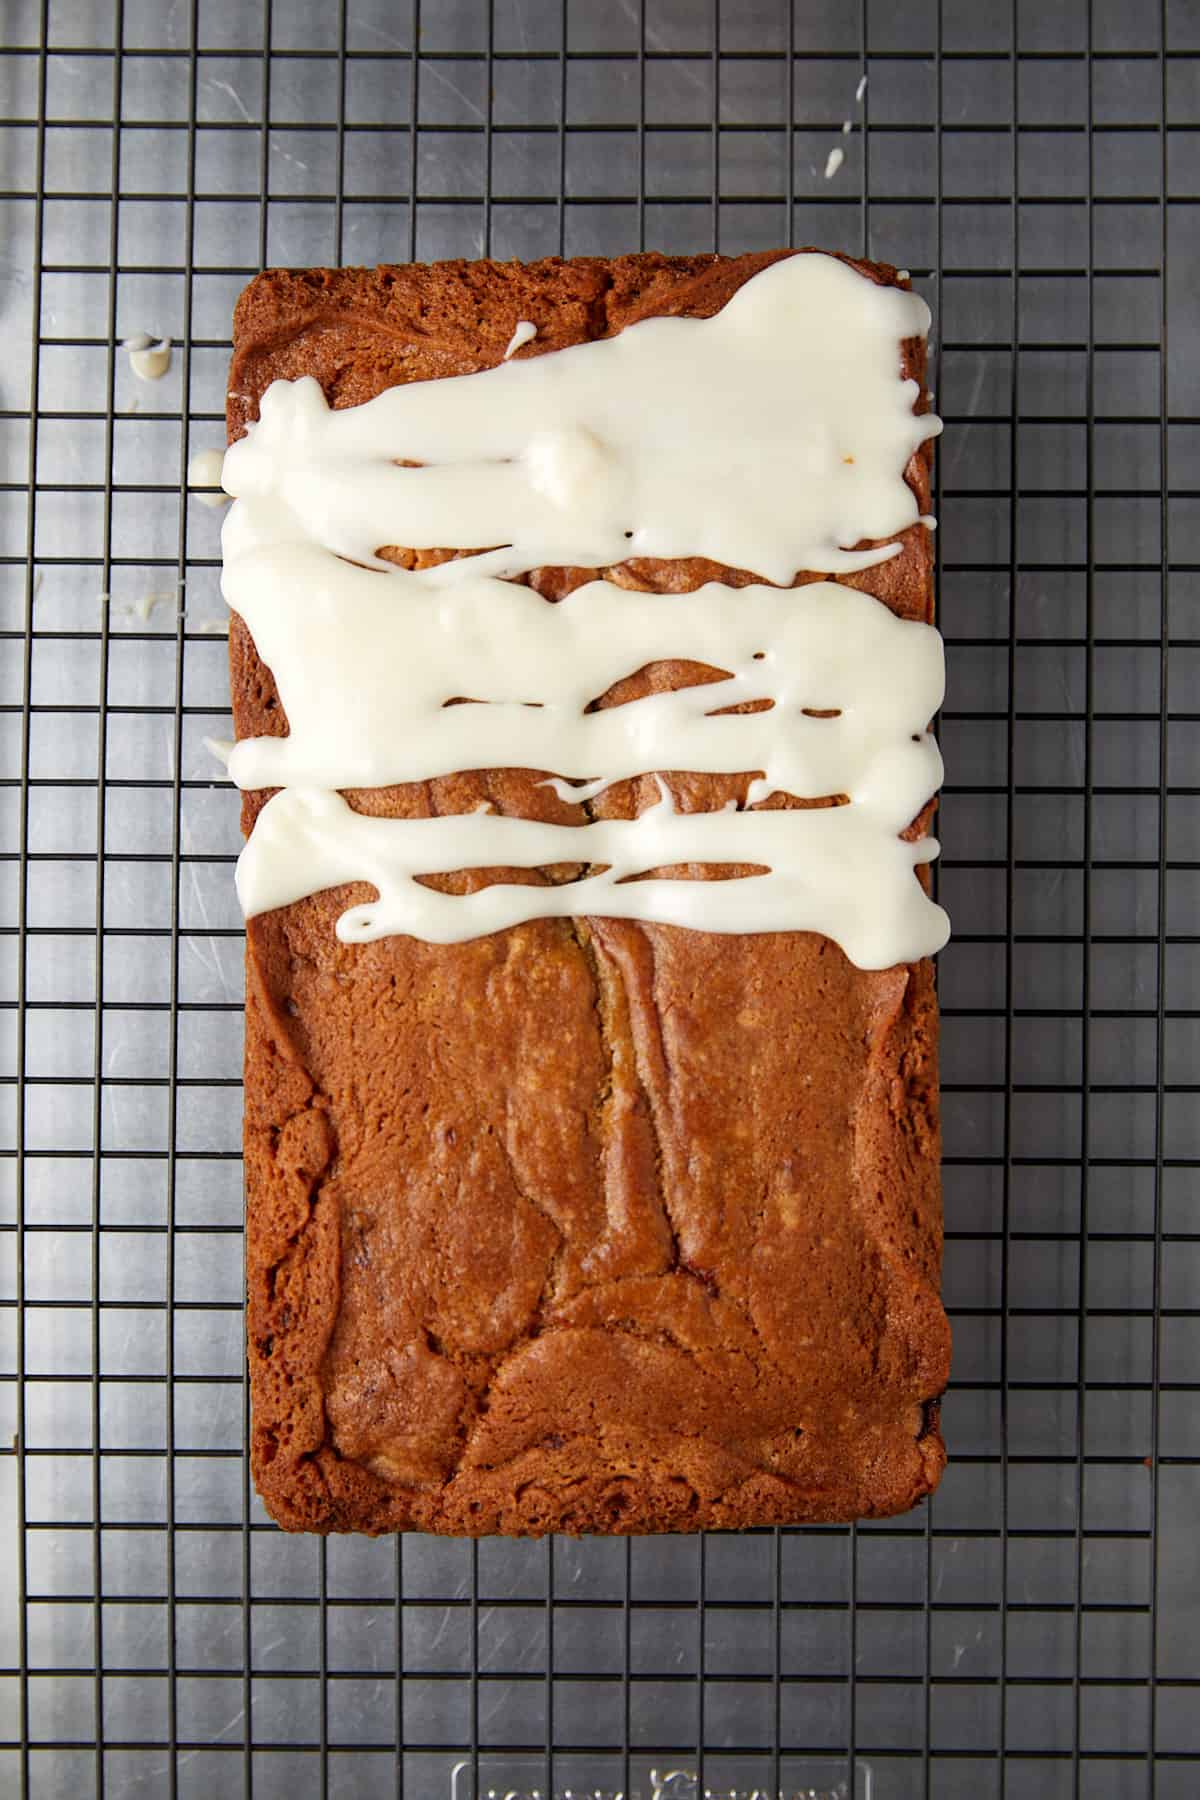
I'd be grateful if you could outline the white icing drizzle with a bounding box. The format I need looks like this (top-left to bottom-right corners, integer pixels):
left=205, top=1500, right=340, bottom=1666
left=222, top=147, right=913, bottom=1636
left=225, top=251, right=947, bottom=968
left=222, top=252, right=940, bottom=587
left=221, top=543, right=943, bottom=818
left=187, top=447, right=229, bottom=506
left=856, top=73, right=869, bottom=102
left=824, top=146, right=845, bottom=180
left=503, top=319, right=538, bottom=359
left=237, top=785, right=948, bottom=971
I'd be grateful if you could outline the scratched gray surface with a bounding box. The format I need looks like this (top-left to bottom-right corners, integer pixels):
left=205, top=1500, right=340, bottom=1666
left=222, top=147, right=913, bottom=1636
left=1, top=0, right=1199, bottom=1796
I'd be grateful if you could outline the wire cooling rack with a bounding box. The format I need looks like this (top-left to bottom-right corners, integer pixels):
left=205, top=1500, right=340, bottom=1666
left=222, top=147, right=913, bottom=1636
left=2, top=0, right=1198, bottom=1795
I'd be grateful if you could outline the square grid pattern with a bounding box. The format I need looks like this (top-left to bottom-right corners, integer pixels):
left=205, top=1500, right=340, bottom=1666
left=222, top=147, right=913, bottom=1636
left=1, top=0, right=1198, bottom=1796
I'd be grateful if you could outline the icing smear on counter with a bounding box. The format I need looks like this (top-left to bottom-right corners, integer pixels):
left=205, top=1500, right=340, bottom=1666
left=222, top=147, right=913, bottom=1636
left=238, top=784, right=943, bottom=970
left=123, top=332, right=172, bottom=381
left=187, top=447, right=229, bottom=506
left=224, top=250, right=947, bottom=969
left=222, top=253, right=939, bottom=586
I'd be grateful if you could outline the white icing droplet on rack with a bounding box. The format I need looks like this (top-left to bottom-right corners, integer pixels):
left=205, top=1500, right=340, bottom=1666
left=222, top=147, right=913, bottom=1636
left=824, top=146, right=845, bottom=180
left=187, top=448, right=229, bottom=507
left=502, top=319, right=538, bottom=359
left=841, top=118, right=852, bottom=135
left=856, top=73, right=868, bottom=102
left=123, top=333, right=172, bottom=381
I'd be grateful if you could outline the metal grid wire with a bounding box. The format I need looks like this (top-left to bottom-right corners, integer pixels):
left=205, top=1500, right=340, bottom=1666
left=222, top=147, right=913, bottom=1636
left=1, top=0, right=1198, bottom=1794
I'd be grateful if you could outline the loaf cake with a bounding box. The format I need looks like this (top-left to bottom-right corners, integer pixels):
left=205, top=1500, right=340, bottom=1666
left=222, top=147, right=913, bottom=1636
left=224, top=250, right=950, bottom=1535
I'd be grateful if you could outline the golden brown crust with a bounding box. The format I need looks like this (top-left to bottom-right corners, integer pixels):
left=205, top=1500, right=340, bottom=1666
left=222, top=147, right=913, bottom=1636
left=230, top=251, right=948, bottom=1535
